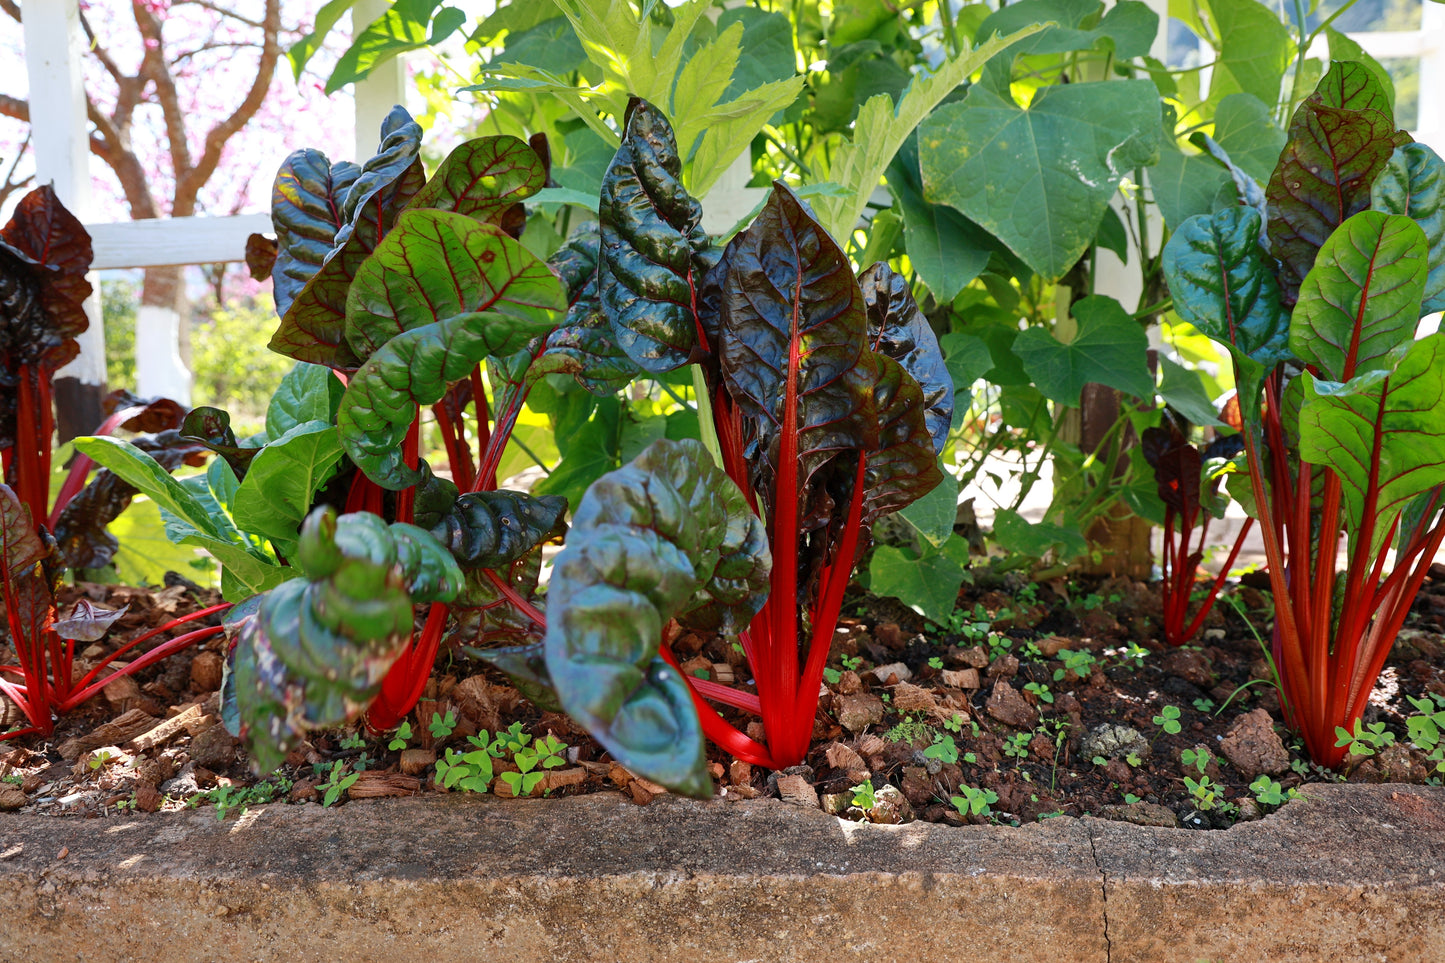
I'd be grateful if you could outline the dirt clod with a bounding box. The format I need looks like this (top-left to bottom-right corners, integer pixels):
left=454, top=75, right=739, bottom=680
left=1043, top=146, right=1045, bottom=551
left=1219, top=709, right=1289, bottom=780
left=834, top=693, right=885, bottom=733
left=986, top=681, right=1038, bottom=729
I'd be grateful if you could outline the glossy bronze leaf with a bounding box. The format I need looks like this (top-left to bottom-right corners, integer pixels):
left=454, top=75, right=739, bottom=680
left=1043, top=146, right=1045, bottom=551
left=860, top=354, right=944, bottom=525
left=425, top=489, right=567, bottom=570
left=270, top=108, right=426, bottom=369
left=0, top=185, right=93, bottom=369
left=269, top=149, right=361, bottom=317
left=858, top=262, right=954, bottom=453
left=1265, top=61, right=1410, bottom=303
left=598, top=98, right=716, bottom=372
left=716, top=182, right=878, bottom=507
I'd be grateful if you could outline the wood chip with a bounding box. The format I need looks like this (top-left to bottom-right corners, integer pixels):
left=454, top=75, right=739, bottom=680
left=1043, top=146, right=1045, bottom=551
left=942, top=668, right=981, bottom=690
left=127, top=703, right=207, bottom=753
left=866, top=662, right=912, bottom=685
left=891, top=681, right=937, bottom=712
left=541, top=768, right=585, bottom=792
left=346, top=771, right=420, bottom=798
left=776, top=773, right=818, bottom=809
left=824, top=742, right=866, bottom=773
left=57, top=708, right=158, bottom=761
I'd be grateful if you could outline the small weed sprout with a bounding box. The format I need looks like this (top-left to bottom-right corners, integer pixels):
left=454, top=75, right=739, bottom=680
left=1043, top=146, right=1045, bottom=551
left=429, top=710, right=457, bottom=740
left=950, top=785, right=999, bottom=817
left=1023, top=681, right=1054, bottom=704
left=924, top=733, right=959, bottom=765
left=1334, top=719, right=1396, bottom=757
left=850, top=781, right=877, bottom=810
left=1153, top=705, right=1183, bottom=736
left=388, top=721, right=413, bottom=752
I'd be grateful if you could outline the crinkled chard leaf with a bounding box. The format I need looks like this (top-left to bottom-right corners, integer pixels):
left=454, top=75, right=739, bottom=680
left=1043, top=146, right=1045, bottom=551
left=534, top=224, right=640, bottom=395
left=270, top=108, right=426, bottom=369
left=230, top=507, right=463, bottom=772
left=344, top=209, right=565, bottom=360
left=338, top=310, right=555, bottom=490
left=1298, top=335, right=1445, bottom=556
left=179, top=406, right=260, bottom=479
left=599, top=98, right=716, bottom=372
left=858, top=262, right=954, bottom=452
left=716, top=182, right=878, bottom=512
left=426, top=490, right=567, bottom=570
left=1372, top=142, right=1445, bottom=313
left=270, top=149, right=362, bottom=318
left=1291, top=210, right=1428, bottom=382
left=266, top=362, right=345, bottom=439
left=0, top=185, right=93, bottom=369
left=1140, top=425, right=1203, bottom=516
left=405, top=135, right=547, bottom=222
left=860, top=354, right=944, bottom=525
left=545, top=439, right=771, bottom=797
left=1162, top=207, right=1291, bottom=420
left=548, top=223, right=602, bottom=302
left=1265, top=61, right=1410, bottom=303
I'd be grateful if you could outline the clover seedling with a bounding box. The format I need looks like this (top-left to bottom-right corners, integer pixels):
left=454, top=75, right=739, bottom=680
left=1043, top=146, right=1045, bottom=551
left=1334, top=719, right=1396, bottom=757
left=924, top=733, right=959, bottom=765
left=501, top=733, right=568, bottom=797
left=1249, top=776, right=1297, bottom=807
left=388, top=721, right=413, bottom=752
left=1153, top=705, right=1182, bottom=735
left=1023, top=681, right=1054, bottom=704
left=950, top=785, right=999, bottom=817
left=850, top=781, right=877, bottom=810
left=429, top=710, right=457, bottom=740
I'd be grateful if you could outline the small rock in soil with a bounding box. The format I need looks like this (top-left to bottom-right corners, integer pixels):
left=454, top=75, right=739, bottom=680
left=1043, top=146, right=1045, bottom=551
left=1096, top=802, right=1179, bottom=828
left=866, top=784, right=914, bottom=824
left=103, top=675, right=144, bottom=712
left=188, top=725, right=237, bottom=771
left=834, top=692, right=885, bottom=733
left=1161, top=648, right=1216, bottom=687
left=1235, top=798, right=1264, bottom=821
left=289, top=778, right=318, bottom=803
left=190, top=651, right=224, bottom=692
left=133, top=783, right=162, bottom=813
left=987, top=653, right=1019, bottom=681
left=160, top=762, right=201, bottom=796
left=955, top=645, right=990, bottom=669
left=900, top=766, right=933, bottom=808
left=833, top=670, right=862, bottom=695
left=874, top=622, right=905, bottom=650
left=1034, top=635, right=1073, bottom=657
left=1079, top=723, right=1150, bottom=762
left=776, top=774, right=818, bottom=809
left=985, top=681, right=1038, bottom=729
left=1218, top=708, right=1289, bottom=780
left=0, top=788, right=26, bottom=811
left=820, top=792, right=852, bottom=816
left=729, top=760, right=753, bottom=786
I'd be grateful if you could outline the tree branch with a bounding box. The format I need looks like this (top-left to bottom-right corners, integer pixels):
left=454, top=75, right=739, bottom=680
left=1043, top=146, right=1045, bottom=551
left=0, top=0, right=20, bottom=23
left=78, top=9, right=128, bottom=87
left=176, top=0, right=282, bottom=215
left=175, top=0, right=266, bottom=31
left=132, top=1, right=195, bottom=189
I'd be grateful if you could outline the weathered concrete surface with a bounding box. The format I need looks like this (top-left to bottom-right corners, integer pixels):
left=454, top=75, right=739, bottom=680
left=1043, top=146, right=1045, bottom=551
left=0, top=784, right=1440, bottom=962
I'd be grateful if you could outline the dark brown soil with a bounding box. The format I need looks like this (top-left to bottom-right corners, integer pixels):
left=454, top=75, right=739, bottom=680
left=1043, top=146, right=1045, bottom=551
left=4, top=568, right=1444, bottom=830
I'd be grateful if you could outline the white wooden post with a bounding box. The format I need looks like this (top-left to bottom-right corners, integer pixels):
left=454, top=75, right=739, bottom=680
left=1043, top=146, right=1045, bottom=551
left=22, top=0, right=107, bottom=435
left=352, top=0, right=407, bottom=160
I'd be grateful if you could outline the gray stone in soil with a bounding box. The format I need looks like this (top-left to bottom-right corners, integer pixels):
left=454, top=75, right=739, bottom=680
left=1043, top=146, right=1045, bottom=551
left=1080, top=723, right=1150, bottom=761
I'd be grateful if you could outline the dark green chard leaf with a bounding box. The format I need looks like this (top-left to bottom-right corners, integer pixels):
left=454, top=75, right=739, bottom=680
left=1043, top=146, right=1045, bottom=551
left=1265, top=61, right=1411, bottom=303
left=404, top=134, right=547, bottom=222
left=1162, top=207, right=1291, bottom=419
left=338, top=310, right=555, bottom=489
left=266, top=362, right=346, bottom=438
left=270, top=150, right=362, bottom=318
left=598, top=98, right=716, bottom=372
left=1298, top=335, right=1445, bottom=556
left=270, top=107, right=426, bottom=369
left=533, top=225, right=640, bottom=395
left=716, top=182, right=877, bottom=507
left=344, top=210, right=565, bottom=360
left=545, top=439, right=771, bottom=797
left=230, top=507, right=463, bottom=772
left=1291, top=211, right=1428, bottom=382
left=1372, top=143, right=1445, bottom=313
left=858, top=262, right=954, bottom=451
left=423, top=489, right=567, bottom=569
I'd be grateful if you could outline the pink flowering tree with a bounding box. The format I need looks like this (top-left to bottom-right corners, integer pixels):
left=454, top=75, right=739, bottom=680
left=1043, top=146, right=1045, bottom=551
left=0, top=0, right=348, bottom=422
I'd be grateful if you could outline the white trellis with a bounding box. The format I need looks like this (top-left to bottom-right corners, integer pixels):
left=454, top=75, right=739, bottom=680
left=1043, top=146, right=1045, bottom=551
left=20, top=0, right=404, bottom=408
left=19, top=0, right=1445, bottom=408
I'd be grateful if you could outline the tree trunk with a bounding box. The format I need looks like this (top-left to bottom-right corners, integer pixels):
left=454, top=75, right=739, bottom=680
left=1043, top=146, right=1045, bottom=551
left=1076, top=383, right=1152, bottom=579
left=136, top=264, right=192, bottom=405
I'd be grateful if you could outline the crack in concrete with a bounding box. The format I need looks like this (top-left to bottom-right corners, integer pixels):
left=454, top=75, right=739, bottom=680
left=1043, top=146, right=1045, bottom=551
left=1086, top=826, right=1112, bottom=963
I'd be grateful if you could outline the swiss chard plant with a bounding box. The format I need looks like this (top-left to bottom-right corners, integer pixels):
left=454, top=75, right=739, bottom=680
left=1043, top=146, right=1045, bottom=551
left=1163, top=61, right=1445, bottom=767
left=1140, top=416, right=1251, bottom=646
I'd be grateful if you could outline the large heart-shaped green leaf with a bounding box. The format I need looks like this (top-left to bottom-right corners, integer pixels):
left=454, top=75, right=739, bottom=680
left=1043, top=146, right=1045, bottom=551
left=1298, top=335, right=1445, bottom=556
left=345, top=209, right=566, bottom=360
left=1212, top=93, right=1288, bottom=187
left=866, top=535, right=972, bottom=626
left=974, top=0, right=1157, bottom=93
left=919, top=80, right=1161, bottom=280
left=884, top=134, right=993, bottom=308
left=597, top=99, right=715, bottom=373
left=1291, top=210, right=1428, bottom=382
left=1162, top=206, right=1291, bottom=420
left=1202, top=0, right=1291, bottom=108
left=270, top=150, right=361, bottom=319
left=339, top=310, right=556, bottom=490
left=544, top=438, right=770, bottom=797
left=1013, top=295, right=1154, bottom=406
left=1372, top=143, right=1445, bottom=313
left=1265, top=62, right=1409, bottom=302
